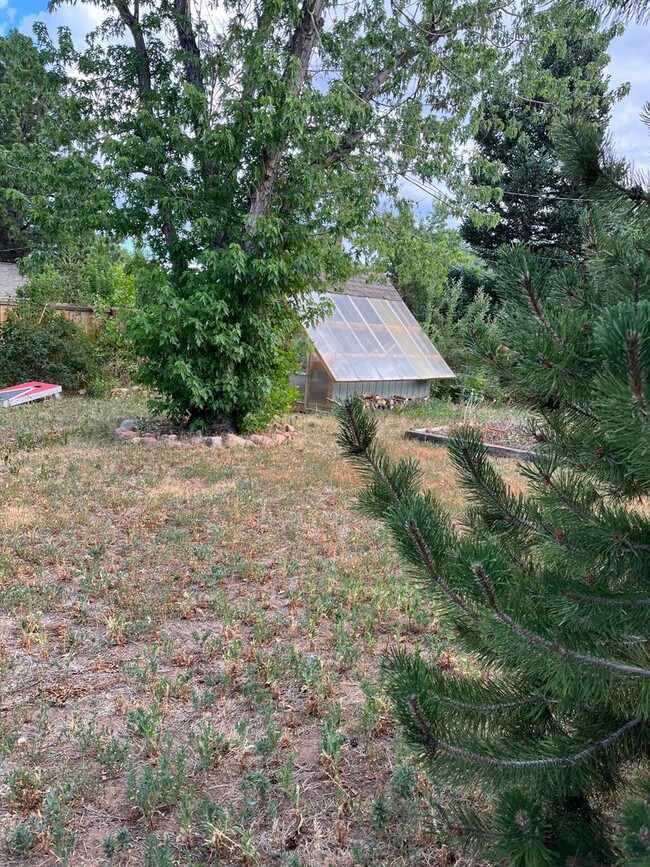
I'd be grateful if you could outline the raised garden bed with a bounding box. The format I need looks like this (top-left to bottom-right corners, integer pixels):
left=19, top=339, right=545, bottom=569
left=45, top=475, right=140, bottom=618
left=406, top=421, right=536, bottom=461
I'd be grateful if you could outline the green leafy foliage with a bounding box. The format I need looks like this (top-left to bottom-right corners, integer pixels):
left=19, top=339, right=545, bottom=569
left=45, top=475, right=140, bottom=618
left=0, top=312, right=100, bottom=391
left=426, top=279, right=494, bottom=396
left=14, top=240, right=139, bottom=389
left=335, top=121, right=650, bottom=865
left=357, top=202, right=494, bottom=387
left=0, top=31, right=105, bottom=264
left=239, top=340, right=301, bottom=434
left=17, top=239, right=134, bottom=309
left=358, top=203, right=481, bottom=328
left=27, top=0, right=577, bottom=428
left=126, top=748, right=186, bottom=821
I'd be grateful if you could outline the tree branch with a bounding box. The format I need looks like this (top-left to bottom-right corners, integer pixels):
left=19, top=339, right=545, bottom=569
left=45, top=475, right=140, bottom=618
left=245, top=0, right=325, bottom=237
left=321, top=19, right=452, bottom=169
left=112, top=0, right=181, bottom=270
left=406, top=694, right=641, bottom=768
left=113, top=0, right=152, bottom=104
left=169, top=0, right=204, bottom=92
left=472, top=562, right=650, bottom=677
left=340, top=401, right=476, bottom=617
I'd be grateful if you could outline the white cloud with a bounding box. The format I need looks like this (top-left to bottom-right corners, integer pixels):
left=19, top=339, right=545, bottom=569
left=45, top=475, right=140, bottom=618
left=607, top=24, right=649, bottom=172
left=18, top=3, right=106, bottom=47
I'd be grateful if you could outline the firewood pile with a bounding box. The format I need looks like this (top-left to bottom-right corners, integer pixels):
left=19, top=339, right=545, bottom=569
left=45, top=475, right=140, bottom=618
left=359, top=392, right=421, bottom=410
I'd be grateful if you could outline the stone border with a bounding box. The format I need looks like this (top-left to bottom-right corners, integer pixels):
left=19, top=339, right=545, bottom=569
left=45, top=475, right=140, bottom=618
left=114, top=420, right=297, bottom=448
left=405, top=427, right=535, bottom=461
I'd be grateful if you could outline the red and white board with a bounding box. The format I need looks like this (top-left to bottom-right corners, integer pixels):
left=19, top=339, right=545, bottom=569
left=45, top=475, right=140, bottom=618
left=0, top=381, right=62, bottom=408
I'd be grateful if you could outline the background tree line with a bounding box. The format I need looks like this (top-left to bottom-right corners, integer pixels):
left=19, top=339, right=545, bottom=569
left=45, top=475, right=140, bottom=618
left=0, top=1, right=620, bottom=424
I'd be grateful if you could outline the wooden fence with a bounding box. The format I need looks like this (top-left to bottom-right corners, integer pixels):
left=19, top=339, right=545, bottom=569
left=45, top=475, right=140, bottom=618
left=0, top=298, right=112, bottom=337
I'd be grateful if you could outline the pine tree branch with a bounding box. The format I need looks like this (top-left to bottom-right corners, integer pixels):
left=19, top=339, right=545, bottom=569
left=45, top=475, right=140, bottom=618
left=573, top=594, right=650, bottom=606
left=472, top=563, right=650, bottom=678
left=520, top=271, right=564, bottom=349
left=563, top=402, right=600, bottom=423
left=452, top=435, right=543, bottom=535
left=406, top=693, right=642, bottom=768
left=405, top=693, right=438, bottom=761
left=627, top=332, right=650, bottom=424
left=541, top=469, right=650, bottom=554
left=441, top=694, right=545, bottom=713
left=339, top=400, right=474, bottom=616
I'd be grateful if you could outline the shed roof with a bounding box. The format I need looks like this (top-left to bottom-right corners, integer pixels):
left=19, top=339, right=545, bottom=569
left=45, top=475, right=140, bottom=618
left=335, top=275, right=401, bottom=302
left=306, top=277, right=454, bottom=383
left=0, top=263, right=27, bottom=299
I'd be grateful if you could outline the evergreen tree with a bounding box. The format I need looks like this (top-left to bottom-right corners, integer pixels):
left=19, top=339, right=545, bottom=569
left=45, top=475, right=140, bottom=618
left=336, top=122, right=650, bottom=865
left=460, top=5, right=624, bottom=262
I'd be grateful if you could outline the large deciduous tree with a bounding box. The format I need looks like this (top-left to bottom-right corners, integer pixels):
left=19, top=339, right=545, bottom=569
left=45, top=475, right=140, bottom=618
left=460, top=3, right=625, bottom=262
left=39, top=0, right=558, bottom=430
left=0, top=30, right=104, bottom=264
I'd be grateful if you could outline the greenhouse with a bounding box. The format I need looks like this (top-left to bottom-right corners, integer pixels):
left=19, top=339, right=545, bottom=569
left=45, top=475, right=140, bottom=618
left=292, top=276, right=454, bottom=410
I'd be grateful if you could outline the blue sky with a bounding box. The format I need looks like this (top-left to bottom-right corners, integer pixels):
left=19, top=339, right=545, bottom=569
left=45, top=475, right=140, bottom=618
left=4, top=0, right=38, bottom=26
left=5, top=1, right=649, bottom=176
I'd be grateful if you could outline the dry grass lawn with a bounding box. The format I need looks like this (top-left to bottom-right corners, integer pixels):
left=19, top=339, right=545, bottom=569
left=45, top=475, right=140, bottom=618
left=0, top=396, right=524, bottom=867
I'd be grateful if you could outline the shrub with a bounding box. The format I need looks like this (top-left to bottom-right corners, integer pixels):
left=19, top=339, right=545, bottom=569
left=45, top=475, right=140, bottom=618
left=239, top=340, right=301, bottom=434
left=428, top=280, right=495, bottom=400
left=0, top=313, right=100, bottom=391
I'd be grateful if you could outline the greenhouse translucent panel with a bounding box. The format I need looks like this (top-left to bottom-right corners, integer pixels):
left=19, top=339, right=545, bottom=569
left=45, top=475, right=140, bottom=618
left=350, top=296, right=383, bottom=325
left=306, top=293, right=454, bottom=382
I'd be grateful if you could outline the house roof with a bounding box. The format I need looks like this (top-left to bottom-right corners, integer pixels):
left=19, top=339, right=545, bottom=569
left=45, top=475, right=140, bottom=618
left=306, top=277, right=454, bottom=383
left=0, top=263, right=27, bottom=299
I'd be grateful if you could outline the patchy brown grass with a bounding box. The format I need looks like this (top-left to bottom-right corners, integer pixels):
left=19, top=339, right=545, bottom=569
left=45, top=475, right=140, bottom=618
left=0, top=397, right=524, bottom=866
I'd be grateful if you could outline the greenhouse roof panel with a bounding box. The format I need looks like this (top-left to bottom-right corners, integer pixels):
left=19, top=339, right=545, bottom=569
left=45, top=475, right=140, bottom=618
left=305, top=291, right=455, bottom=383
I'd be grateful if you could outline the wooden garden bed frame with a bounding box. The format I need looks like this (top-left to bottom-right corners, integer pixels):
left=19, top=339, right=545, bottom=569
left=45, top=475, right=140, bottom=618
left=405, top=426, right=536, bottom=461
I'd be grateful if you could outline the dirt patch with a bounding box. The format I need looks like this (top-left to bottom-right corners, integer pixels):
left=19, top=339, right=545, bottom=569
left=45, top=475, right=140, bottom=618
left=0, top=401, right=519, bottom=866
left=426, top=419, right=535, bottom=450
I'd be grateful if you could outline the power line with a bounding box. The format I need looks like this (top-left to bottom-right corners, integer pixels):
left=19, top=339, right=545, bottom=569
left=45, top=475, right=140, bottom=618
left=502, top=189, right=591, bottom=203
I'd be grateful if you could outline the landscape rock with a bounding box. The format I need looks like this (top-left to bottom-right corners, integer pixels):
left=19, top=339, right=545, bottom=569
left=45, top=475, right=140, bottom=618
left=284, top=424, right=295, bottom=433
left=204, top=436, right=223, bottom=448
left=161, top=434, right=178, bottom=442
left=114, top=427, right=139, bottom=440
left=224, top=434, right=249, bottom=449
left=140, top=436, right=157, bottom=445
left=249, top=434, right=273, bottom=448
left=129, top=437, right=142, bottom=444
left=190, top=435, right=204, bottom=445
left=119, top=419, right=138, bottom=431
